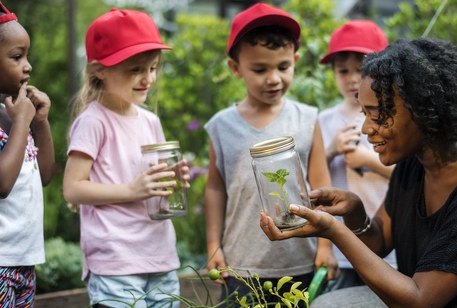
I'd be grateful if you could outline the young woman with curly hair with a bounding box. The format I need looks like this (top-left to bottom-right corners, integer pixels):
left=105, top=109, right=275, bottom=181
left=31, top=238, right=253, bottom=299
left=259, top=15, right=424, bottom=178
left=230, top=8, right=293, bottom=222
left=260, top=37, right=457, bottom=308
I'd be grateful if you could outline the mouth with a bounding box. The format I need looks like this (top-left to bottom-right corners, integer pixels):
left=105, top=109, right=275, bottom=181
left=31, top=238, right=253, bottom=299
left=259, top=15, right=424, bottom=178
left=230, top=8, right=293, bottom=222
left=21, top=77, right=30, bottom=84
left=266, top=89, right=281, bottom=95
left=372, top=141, right=386, bottom=150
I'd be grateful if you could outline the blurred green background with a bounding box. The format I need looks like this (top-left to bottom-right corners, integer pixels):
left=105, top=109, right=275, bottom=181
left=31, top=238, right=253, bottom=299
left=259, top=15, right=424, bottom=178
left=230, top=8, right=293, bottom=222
left=6, top=0, right=456, bottom=293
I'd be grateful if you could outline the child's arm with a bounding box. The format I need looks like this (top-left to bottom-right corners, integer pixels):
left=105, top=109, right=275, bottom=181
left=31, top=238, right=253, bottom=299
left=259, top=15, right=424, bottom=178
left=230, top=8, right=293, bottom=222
left=345, top=145, right=394, bottom=179
left=0, top=83, right=36, bottom=198
left=308, top=120, right=339, bottom=281
left=63, top=150, right=177, bottom=205
left=27, top=85, right=55, bottom=186
left=205, top=141, right=229, bottom=283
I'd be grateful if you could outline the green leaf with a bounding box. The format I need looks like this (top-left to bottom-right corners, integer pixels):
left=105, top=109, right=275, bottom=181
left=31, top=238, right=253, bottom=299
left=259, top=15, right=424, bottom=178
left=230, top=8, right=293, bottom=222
left=277, top=276, right=293, bottom=291
left=277, top=169, right=290, bottom=177
left=262, top=172, right=279, bottom=182
left=281, top=298, right=293, bottom=308
left=239, top=296, right=247, bottom=307
left=275, top=303, right=281, bottom=308
left=292, top=289, right=308, bottom=301
left=277, top=177, right=287, bottom=187
left=291, top=281, right=302, bottom=291
left=268, top=191, right=281, bottom=198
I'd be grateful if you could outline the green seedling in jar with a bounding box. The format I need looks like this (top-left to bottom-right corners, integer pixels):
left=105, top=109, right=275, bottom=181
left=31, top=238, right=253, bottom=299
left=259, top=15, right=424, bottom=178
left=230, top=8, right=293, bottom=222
left=262, top=169, right=290, bottom=211
left=156, top=178, right=183, bottom=213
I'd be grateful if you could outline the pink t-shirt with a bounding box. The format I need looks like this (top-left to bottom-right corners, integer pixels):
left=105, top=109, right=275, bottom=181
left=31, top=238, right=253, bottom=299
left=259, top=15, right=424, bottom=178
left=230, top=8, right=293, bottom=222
left=68, top=102, right=179, bottom=280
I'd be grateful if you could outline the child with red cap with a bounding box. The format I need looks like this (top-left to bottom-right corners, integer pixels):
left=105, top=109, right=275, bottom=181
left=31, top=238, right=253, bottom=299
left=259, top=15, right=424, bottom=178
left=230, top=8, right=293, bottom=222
left=204, top=2, right=338, bottom=306
left=63, top=8, right=190, bottom=308
left=0, top=2, right=55, bottom=307
left=317, top=20, right=397, bottom=292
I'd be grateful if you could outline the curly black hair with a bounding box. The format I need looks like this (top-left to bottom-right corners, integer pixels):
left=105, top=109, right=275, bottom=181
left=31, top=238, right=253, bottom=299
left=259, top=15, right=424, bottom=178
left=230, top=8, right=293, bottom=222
left=361, top=37, right=457, bottom=163
left=229, top=25, right=299, bottom=62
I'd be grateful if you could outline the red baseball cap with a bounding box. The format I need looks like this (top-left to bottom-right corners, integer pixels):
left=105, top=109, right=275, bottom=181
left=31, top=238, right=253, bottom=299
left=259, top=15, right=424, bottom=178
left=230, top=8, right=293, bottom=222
left=227, top=2, right=300, bottom=55
left=86, top=8, right=172, bottom=66
left=0, top=2, right=17, bottom=24
left=319, top=20, right=388, bottom=64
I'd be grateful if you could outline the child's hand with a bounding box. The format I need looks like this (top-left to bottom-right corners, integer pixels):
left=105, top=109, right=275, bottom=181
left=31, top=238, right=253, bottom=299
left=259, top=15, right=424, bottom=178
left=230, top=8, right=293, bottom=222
left=4, top=82, right=35, bottom=124
left=335, top=124, right=361, bottom=154
left=130, top=163, right=177, bottom=201
left=176, top=159, right=191, bottom=189
left=26, top=85, right=51, bottom=123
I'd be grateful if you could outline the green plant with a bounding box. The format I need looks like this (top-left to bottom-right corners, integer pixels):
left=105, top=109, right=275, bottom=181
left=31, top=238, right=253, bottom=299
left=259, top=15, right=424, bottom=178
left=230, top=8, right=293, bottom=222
left=263, top=169, right=291, bottom=210
left=35, top=237, right=85, bottom=294
left=210, top=267, right=309, bottom=308
left=86, top=265, right=309, bottom=308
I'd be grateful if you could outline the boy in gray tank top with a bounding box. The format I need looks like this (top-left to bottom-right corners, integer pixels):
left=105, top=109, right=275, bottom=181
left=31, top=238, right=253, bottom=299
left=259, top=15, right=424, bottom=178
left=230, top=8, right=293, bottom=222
left=204, top=2, right=339, bottom=307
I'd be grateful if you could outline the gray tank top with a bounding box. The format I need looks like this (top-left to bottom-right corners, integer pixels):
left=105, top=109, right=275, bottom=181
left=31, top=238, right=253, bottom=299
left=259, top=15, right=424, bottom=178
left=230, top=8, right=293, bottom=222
left=205, top=98, right=318, bottom=277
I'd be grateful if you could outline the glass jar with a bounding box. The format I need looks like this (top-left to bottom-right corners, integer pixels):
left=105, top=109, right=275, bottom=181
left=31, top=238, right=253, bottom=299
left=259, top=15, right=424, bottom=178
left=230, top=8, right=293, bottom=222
left=249, top=136, right=311, bottom=230
left=141, top=141, right=188, bottom=220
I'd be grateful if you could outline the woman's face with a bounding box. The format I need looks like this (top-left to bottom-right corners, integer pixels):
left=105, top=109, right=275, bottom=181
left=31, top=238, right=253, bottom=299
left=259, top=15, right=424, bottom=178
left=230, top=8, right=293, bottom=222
left=357, top=77, right=423, bottom=166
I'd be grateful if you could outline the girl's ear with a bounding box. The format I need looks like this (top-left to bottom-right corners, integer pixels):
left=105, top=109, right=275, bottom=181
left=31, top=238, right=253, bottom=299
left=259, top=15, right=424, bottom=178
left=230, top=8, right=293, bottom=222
left=93, top=62, right=107, bottom=80
left=294, top=52, right=300, bottom=64
left=227, top=58, right=242, bottom=79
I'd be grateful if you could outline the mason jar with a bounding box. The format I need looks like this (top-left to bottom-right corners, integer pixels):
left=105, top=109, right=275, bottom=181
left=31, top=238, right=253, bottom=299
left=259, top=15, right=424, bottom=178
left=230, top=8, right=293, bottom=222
left=249, top=136, right=311, bottom=230
left=141, top=141, right=188, bottom=220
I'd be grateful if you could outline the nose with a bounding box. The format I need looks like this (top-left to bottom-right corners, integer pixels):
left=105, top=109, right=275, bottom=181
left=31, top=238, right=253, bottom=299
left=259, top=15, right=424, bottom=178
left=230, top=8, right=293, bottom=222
left=266, top=70, right=280, bottom=85
left=142, top=70, right=156, bottom=85
left=24, top=59, right=32, bottom=73
left=350, top=71, right=361, bottom=84
left=361, top=117, right=380, bottom=137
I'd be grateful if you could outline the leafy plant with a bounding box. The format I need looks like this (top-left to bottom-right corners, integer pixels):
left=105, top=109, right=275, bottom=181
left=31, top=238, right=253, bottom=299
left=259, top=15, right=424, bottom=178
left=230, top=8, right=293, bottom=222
left=262, top=169, right=291, bottom=210
left=86, top=265, right=309, bottom=308
left=209, top=267, right=309, bottom=308
left=35, top=237, right=85, bottom=294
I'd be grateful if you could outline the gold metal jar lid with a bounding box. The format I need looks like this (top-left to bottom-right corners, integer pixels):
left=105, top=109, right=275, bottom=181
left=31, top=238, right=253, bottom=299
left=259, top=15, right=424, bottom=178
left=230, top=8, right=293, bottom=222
left=141, top=141, right=180, bottom=152
left=249, top=136, right=295, bottom=157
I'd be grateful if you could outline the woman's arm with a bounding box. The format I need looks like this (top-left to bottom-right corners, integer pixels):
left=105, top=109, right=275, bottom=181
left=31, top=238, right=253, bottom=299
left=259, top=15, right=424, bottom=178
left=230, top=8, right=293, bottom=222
left=260, top=189, right=457, bottom=307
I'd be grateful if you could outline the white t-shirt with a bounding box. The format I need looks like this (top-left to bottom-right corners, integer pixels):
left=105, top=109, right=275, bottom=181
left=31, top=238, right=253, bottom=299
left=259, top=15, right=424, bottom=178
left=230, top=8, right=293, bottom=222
left=0, top=129, right=45, bottom=266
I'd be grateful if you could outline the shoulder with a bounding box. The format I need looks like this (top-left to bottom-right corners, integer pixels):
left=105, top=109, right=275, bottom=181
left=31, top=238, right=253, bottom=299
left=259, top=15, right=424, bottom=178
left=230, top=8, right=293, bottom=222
left=205, top=104, right=237, bottom=127
left=318, top=105, right=339, bottom=120
left=286, top=98, right=318, bottom=114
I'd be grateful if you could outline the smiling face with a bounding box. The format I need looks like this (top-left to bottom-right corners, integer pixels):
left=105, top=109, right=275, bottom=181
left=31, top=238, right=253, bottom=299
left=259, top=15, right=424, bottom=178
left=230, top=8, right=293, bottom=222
left=358, top=77, right=423, bottom=166
left=0, top=21, right=32, bottom=95
left=228, top=41, right=298, bottom=107
left=97, top=50, right=161, bottom=111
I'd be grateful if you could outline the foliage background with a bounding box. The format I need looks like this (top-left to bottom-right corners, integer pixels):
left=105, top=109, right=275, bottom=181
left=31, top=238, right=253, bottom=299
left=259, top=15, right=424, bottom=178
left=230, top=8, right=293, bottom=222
left=5, top=0, right=457, bottom=293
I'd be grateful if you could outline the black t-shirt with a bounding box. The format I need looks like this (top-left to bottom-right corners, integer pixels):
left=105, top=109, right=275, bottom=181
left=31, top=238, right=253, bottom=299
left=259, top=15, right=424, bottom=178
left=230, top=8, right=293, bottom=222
left=385, top=156, right=457, bottom=307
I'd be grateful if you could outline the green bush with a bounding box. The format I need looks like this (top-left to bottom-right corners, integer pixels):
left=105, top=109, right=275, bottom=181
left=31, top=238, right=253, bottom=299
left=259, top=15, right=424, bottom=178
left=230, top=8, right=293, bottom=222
left=35, top=237, right=85, bottom=294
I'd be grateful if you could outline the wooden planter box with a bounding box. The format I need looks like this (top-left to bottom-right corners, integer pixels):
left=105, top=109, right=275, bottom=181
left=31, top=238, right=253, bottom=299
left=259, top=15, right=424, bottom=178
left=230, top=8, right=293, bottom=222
left=35, top=271, right=221, bottom=308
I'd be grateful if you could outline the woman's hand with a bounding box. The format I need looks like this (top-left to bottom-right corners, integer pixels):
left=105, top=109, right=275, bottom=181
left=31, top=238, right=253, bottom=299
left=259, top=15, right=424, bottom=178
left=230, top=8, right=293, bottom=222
left=260, top=205, right=339, bottom=240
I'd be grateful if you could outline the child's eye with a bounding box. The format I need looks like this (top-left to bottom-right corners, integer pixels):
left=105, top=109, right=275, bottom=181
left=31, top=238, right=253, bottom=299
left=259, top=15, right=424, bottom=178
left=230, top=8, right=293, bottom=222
left=253, top=69, right=265, bottom=74
left=150, top=67, right=156, bottom=72
left=279, top=66, right=289, bottom=71
left=13, top=54, right=22, bottom=61
left=338, top=68, right=348, bottom=74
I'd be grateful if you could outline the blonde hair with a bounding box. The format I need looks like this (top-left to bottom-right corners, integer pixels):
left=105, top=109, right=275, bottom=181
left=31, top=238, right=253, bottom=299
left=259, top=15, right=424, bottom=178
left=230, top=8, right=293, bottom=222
left=69, top=61, right=105, bottom=123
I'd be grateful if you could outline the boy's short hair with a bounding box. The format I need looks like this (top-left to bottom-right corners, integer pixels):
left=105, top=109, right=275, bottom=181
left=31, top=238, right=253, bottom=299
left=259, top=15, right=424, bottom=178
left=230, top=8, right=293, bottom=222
left=229, top=25, right=298, bottom=62
left=320, top=20, right=388, bottom=65
left=227, top=2, right=300, bottom=60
